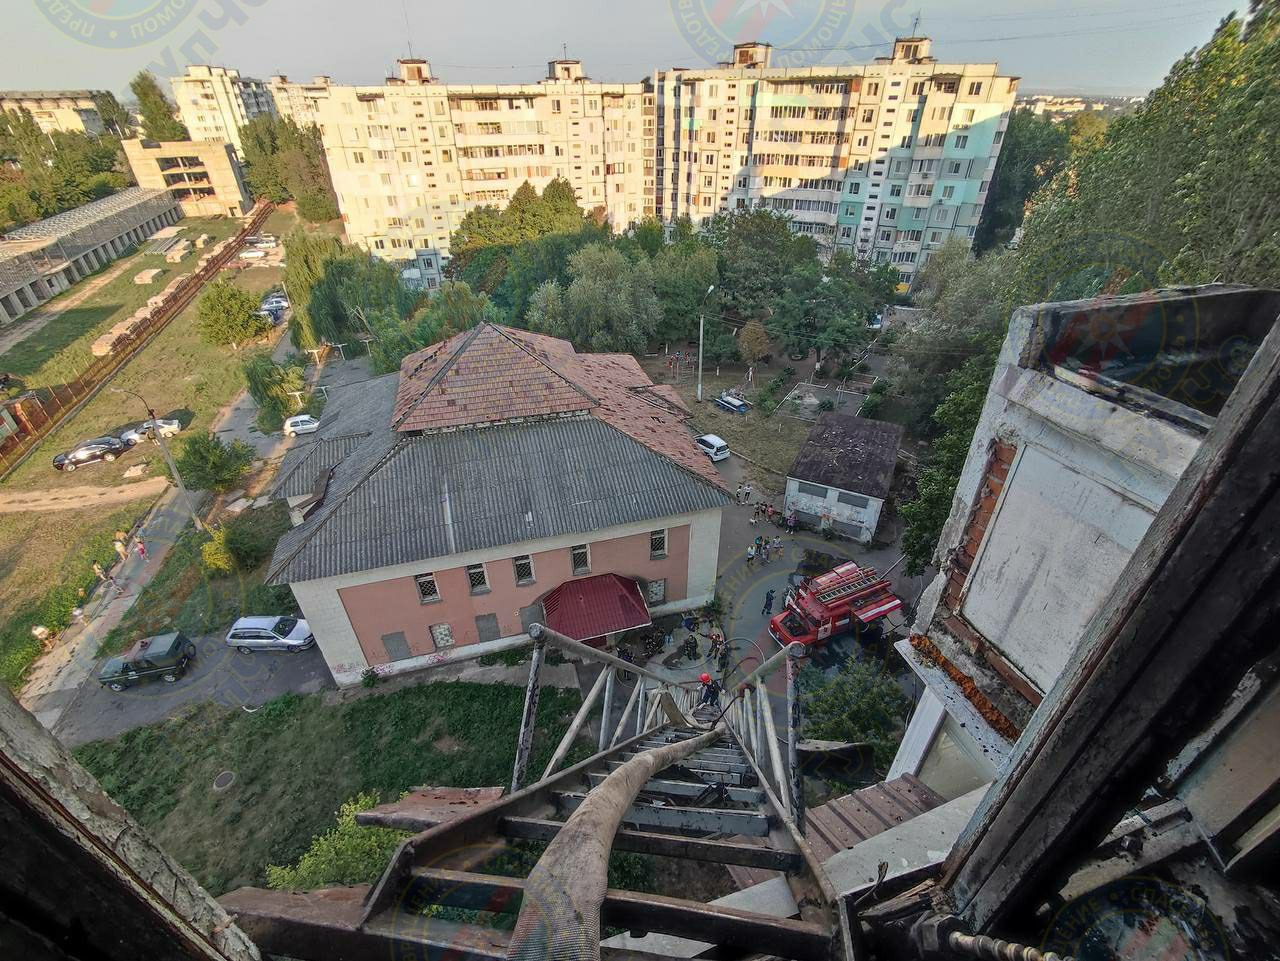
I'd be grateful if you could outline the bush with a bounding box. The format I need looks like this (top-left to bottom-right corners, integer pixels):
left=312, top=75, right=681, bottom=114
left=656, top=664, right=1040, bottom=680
left=197, top=280, right=270, bottom=348
left=817, top=398, right=836, bottom=412
left=266, top=793, right=408, bottom=890
left=224, top=513, right=276, bottom=569
left=201, top=528, right=235, bottom=575
left=859, top=394, right=884, bottom=418
left=175, top=433, right=254, bottom=492
left=801, top=656, right=910, bottom=773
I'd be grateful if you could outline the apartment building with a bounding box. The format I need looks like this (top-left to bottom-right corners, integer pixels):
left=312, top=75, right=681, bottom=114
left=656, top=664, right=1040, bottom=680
left=269, top=59, right=647, bottom=271
left=650, top=38, right=1017, bottom=280
left=122, top=138, right=252, bottom=218
left=267, top=322, right=729, bottom=686
left=0, top=90, right=105, bottom=135
left=171, top=65, right=276, bottom=159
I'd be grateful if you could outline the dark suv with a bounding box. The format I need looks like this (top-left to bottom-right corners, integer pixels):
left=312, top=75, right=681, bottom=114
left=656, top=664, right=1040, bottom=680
left=98, top=632, right=197, bottom=692
left=53, top=436, right=126, bottom=472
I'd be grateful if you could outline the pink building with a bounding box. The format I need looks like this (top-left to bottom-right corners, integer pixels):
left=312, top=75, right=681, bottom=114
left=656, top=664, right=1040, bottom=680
left=268, top=323, right=731, bottom=686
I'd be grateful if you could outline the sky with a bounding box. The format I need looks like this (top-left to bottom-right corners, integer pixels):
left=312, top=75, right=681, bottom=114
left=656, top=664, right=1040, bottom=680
left=3, top=0, right=1243, bottom=99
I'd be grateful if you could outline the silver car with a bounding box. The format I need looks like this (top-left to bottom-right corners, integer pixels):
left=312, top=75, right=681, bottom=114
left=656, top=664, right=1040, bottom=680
left=225, top=616, right=314, bottom=654
left=121, top=418, right=182, bottom=446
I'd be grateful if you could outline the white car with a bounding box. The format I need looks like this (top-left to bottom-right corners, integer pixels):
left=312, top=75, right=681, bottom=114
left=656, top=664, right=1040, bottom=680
left=238, top=249, right=267, bottom=260
left=696, top=434, right=731, bottom=462
left=225, top=616, right=314, bottom=654
left=261, top=296, right=289, bottom=311
left=120, top=418, right=182, bottom=446
left=283, top=414, right=320, bottom=437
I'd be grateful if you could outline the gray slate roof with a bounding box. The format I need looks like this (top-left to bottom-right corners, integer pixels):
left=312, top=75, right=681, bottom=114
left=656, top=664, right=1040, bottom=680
left=268, top=415, right=731, bottom=585
left=788, top=413, right=904, bottom=500
left=272, top=373, right=400, bottom=500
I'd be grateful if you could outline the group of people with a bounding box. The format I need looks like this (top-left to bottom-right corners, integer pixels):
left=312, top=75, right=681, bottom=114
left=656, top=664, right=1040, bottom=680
left=746, top=533, right=784, bottom=567
left=90, top=528, right=149, bottom=598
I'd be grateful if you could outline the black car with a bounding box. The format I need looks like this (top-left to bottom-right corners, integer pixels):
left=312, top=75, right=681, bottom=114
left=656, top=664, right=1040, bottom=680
left=53, top=436, right=126, bottom=472
left=98, top=632, right=197, bottom=692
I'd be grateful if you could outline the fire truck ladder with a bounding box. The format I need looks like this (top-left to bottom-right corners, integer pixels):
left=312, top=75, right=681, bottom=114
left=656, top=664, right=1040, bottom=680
left=220, top=629, right=853, bottom=961
left=811, top=567, right=889, bottom=606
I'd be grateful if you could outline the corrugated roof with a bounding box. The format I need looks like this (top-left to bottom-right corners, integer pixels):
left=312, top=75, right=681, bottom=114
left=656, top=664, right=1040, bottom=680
left=268, top=416, right=731, bottom=585
left=788, top=413, right=904, bottom=500
left=543, top=573, right=651, bottom=641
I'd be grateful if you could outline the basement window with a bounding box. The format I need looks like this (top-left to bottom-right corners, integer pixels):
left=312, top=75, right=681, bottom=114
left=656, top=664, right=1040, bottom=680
left=798, top=481, right=830, bottom=498
left=414, top=572, right=439, bottom=603
left=466, top=563, right=489, bottom=594
left=430, top=623, right=455, bottom=648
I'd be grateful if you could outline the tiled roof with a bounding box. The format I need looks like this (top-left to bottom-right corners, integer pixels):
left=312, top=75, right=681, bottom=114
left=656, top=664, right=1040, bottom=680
left=392, top=325, right=595, bottom=432
left=267, top=416, right=731, bottom=585
left=789, top=413, right=904, bottom=500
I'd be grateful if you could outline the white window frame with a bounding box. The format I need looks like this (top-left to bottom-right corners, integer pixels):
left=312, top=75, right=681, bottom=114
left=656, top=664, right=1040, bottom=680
left=571, top=543, right=591, bottom=575
left=415, top=572, right=440, bottom=604
left=430, top=623, right=455, bottom=648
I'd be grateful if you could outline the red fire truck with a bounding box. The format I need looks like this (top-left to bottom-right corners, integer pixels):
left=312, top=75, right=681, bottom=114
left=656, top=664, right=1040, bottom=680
left=768, top=560, right=903, bottom=647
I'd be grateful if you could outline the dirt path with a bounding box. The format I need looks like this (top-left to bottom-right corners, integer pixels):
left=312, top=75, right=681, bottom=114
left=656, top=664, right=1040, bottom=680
left=0, top=257, right=137, bottom=358
left=0, top=477, right=167, bottom=513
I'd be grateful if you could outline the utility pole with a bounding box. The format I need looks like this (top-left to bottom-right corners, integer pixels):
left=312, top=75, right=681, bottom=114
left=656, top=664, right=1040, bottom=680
left=696, top=284, right=715, bottom=403
left=110, top=388, right=206, bottom=532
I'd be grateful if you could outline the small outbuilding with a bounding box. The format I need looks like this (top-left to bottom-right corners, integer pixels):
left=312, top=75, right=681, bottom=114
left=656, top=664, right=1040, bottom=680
left=784, top=412, right=903, bottom=543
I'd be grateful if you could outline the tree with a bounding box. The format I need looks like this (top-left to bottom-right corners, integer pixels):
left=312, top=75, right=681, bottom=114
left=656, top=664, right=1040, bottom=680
left=239, top=115, right=289, bottom=202
left=237, top=116, right=337, bottom=219
left=800, top=655, right=911, bottom=774
left=738, top=319, right=772, bottom=365
left=769, top=251, right=881, bottom=364
left=652, top=242, right=719, bottom=345
left=0, top=110, right=126, bottom=229
left=1066, top=111, right=1108, bottom=155
left=197, top=280, right=269, bottom=348
left=526, top=243, right=661, bottom=353
left=367, top=310, right=420, bottom=375
left=267, top=794, right=407, bottom=890
left=626, top=217, right=666, bottom=257
left=283, top=231, right=346, bottom=349
left=129, top=71, right=188, bottom=141
left=175, top=433, right=254, bottom=492
left=973, top=110, right=1069, bottom=251
left=410, top=280, right=500, bottom=345
left=702, top=208, right=816, bottom=319
left=92, top=91, right=132, bottom=138
left=243, top=351, right=306, bottom=419
left=448, top=179, right=587, bottom=287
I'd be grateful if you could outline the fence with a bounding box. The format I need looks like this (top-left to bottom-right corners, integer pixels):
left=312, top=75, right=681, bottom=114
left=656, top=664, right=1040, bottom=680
left=0, top=203, right=275, bottom=479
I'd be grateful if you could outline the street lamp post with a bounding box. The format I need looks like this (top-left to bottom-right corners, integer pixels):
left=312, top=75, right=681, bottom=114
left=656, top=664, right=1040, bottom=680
left=109, top=387, right=206, bottom=532
left=696, top=283, right=716, bottom=403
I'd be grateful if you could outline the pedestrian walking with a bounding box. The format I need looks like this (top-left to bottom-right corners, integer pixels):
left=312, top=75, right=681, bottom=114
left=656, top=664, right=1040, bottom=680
left=761, top=541, right=770, bottom=564
left=746, top=544, right=756, bottom=567
left=766, top=503, right=776, bottom=524
left=743, top=482, right=754, bottom=505
left=787, top=510, right=797, bottom=534
left=771, top=535, right=782, bottom=556
left=112, top=538, right=128, bottom=563
left=92, top=561, right=124, bottom=596
left=135, top=538, right=148, bottom=563
left=762, top=589, right=776, bottom=616
left=735, top=482, right=744, bottom=504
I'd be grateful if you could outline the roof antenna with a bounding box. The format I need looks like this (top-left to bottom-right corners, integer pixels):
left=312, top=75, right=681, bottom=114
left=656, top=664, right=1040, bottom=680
left=911, top=11, right=922, bottom=36
left=402, top=0, right=414, bottom=58
left=562, top=42, right=568, bottom=60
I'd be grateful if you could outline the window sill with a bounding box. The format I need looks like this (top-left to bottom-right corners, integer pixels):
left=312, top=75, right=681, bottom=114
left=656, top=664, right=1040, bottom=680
left=650, top=553, right=667, bottom=561
left=469, top=587, right=491, bottom=597
left=418, top=596, right=442, bottom=605
left=572, top=569, right=591, bottom=577
left=516, top=579, right=536, bottom=588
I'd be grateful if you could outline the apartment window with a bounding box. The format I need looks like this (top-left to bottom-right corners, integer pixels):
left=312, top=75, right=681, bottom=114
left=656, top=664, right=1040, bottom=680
left=646, top=579, right=667, bottom=604
left=945, top=160, right=963, bottom=175
left=798, top=481, right=829, bottom=498
left=352, top=150, right=365, bottom=163
left=513, top=555, right=535, bottom=585
left=942, top=185, right=955, bottom=199
left=962, top=108, right=976, bottom=123
left=414, top=572, right=440, bottom=603
left=899, top=135, right=913, bottom=148
left=890, top=184, right=903, bottom=197
left=993, top=130, right=1004, bottom=144
left=861, top=108, right=874, bottom=123
left=865, top=82, right=880, bottom=96
left=968, top=81, right=983, bottom=96
left=838, top=492, right=871, bottom=509
left=466, top=563, right=489, bottom=594
left=953, top=135, right=969, bottom=149
left=571, top=544, right=590, bottom=575
left=430, top=623, right=455, bottom=649
left=650, top=529, right=667, bottom=559
left=883, top=207, right=897, bottom=221
left=910, top=81, right=925, bottom=96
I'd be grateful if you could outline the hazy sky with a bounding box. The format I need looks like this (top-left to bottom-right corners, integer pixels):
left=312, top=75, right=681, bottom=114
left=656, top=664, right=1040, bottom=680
left=4, top=0, right=1242, bottom=98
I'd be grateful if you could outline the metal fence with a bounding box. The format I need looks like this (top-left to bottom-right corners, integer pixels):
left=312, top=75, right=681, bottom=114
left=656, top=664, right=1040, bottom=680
left=0, top=203, right=275, bottom=479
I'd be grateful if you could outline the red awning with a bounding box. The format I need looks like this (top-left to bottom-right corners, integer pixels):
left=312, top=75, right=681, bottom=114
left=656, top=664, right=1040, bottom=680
left=542, top=573, right=652, bottom=642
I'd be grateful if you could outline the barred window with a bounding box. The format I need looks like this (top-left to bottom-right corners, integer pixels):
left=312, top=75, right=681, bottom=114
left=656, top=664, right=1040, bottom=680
left=571, top=544, right=590, bottom=575
left=415, top=573, right=439, bottom=603
left=650, top=530, right=667, bottom=559
left=513, top=555, right=535, bottom=585
left=466, top=564, right=489, bottom=594
left=430, top=623, right=454, bottom=648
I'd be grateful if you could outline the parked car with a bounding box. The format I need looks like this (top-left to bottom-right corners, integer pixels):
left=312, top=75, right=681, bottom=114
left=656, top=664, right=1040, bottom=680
left=53, top=436, right=126, bottom=472
left=225, top=616, right=314, bottom=655
left=120, top=418, right=182, bottom=447
left=98, top=632, right=197, bottom=692
left=695, top=434, right=731, bottom=462
left=261, top=297, right=289, bottom=312
left=255, top=307, right=283, bottom=325
left=283, top=414, right=320, bottom=437
left=714, top=393, right=752, bottom=414
left=238, top=249, right=267, bottom=260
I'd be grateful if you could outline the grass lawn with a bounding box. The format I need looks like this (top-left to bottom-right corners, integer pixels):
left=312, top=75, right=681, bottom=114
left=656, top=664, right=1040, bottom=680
left=0, top=216, right=243, bottom=386
left=259, top=204, right=343, bottom=240
left=99, top=503, right=296, bottom=656
left=74, top=681, right=587, bottom=895
left=0, top=501, right=151, bottom=688
left=640, top=357, right=811, bottom=493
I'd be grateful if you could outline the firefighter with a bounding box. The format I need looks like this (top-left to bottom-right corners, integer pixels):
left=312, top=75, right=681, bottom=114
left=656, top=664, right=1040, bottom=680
left=698, top=672, right=720, bottom=706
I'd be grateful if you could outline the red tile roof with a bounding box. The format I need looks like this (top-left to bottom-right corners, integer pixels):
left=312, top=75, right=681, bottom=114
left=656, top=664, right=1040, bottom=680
left=391, top=323, right=727, bottom=490
left=542, top=573, right=651, bottom=642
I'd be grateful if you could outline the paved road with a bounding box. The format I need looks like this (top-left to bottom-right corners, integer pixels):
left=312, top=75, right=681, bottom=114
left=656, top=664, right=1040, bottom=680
left=54, top=636, right=332, bottom=747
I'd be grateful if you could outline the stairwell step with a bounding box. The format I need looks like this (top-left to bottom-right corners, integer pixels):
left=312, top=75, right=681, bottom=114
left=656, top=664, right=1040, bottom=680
left=604, top=759, right=752, bottom=785
left=618, top=751, right=749, bottom=774
left=555, top=792, right=773, bottom=837
left=588, top=771, right=765, bottom=804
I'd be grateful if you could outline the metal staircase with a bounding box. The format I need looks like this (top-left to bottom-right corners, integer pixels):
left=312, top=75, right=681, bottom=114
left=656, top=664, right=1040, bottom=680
left=220, top=628, right=853, bottom=961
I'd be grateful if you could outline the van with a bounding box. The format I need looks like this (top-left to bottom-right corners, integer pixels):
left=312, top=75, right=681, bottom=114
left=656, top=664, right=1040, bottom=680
left=695, top=434, right=731, bottom=462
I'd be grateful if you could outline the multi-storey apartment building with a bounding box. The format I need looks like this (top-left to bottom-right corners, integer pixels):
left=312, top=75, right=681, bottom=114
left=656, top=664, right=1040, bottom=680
left=0, top=90, right=105, bottom=135
left=269, top=59, right=647, bottom=276
left=171, top=65, right=276, bottom=159
left=650, top=38, right=1017, bottom=280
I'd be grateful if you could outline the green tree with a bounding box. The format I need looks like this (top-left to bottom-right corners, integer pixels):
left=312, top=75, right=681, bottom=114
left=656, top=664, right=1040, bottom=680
left=92, top=91, right=132, bottom=138
left=627, top=217, right=666, bottom=257
left=411, top=280, right=500, bottom=345
left=770, top=252, right=881, bottom=364
left=175, top=433, right=254, bottom=492
left=267, top=793, right=408, bottom=890
left=702, top=208, right=816, bottom=319
left=652, top=242, right=719, bottom=346
left=283, top=232, right=346, bottom=349
left=367, top=309, right=421, bottom=375
left=239, top=115, right=289, bottom=202
left=1066, top=110, right=1109, bottom=155
left=800, top=656, right=911, bottom=773
left=526, top=243, right=661, bottom=352
left=973, top=109, right=1069, bottom=251
left=243, top=351, right=306, bottom=418
left=197, top=280, right=269, bottom=348
left=129, top=71, right=188, bottom=141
